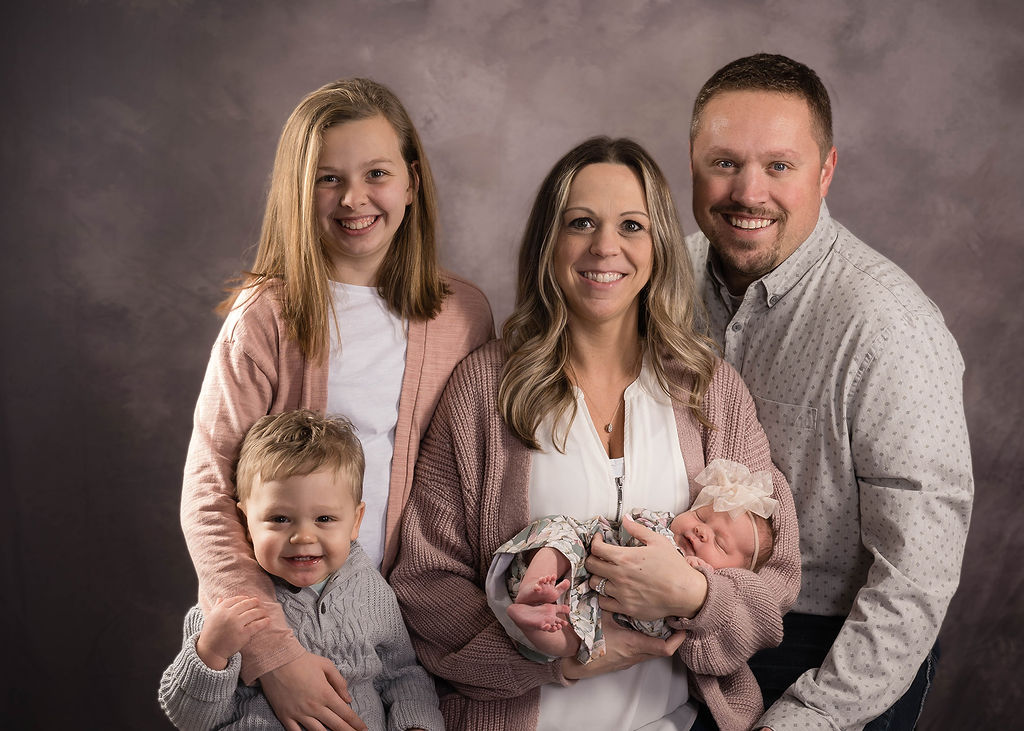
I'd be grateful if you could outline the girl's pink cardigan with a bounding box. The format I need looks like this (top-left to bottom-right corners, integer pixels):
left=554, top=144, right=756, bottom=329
left=181, top=275, right=493, bottom=683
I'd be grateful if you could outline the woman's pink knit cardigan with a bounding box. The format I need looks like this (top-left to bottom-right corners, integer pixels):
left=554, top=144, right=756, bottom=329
left=391, top=340, right=801, bottom=731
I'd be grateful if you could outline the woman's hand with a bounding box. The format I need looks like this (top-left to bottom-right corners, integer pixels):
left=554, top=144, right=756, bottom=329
left=561, top=619, right=686, bottom=680
left=260, top=651, right=367, bottom=731
left=585, top=515, right=709, bottom=620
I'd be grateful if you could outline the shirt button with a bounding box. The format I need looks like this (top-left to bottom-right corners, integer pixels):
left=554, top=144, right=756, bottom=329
left=320, top=603, right=327, bottom=614
left=731, top=322, right=742, bottom=332
left=768, top=295, right=778, bottom=305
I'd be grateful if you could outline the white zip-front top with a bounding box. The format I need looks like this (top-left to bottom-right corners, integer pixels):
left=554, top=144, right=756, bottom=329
left=529, top=360, right=695, bottom=731
left=529, top=360, right=691, bottom=522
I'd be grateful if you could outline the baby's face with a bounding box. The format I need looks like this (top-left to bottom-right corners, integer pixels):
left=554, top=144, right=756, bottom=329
left=669, top=506, right=755, bottom=570
left=240, top=468, right=365, bottom=587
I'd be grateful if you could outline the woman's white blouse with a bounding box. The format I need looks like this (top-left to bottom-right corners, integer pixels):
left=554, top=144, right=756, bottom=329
left=529, top=362, right=691, bottom=521
left=486, top=361, right=698, bottom=730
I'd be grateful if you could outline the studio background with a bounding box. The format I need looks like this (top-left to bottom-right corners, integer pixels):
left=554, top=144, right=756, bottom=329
left=2, top=0, right=1021, bottom=727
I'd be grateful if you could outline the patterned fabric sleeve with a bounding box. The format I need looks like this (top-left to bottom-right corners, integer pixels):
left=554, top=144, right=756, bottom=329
left=760, top=314, right=972, bottom=730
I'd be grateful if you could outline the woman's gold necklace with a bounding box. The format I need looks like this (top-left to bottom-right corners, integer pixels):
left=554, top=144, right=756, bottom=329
left=571, top=350, right=643, bottom=434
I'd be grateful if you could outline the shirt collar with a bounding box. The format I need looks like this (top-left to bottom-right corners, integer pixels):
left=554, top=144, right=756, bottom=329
left=707, top=200, right=837, bottom=308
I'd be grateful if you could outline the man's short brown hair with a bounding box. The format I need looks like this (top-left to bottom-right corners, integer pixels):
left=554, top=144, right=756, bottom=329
left=691, top=53, right=833, bottom=159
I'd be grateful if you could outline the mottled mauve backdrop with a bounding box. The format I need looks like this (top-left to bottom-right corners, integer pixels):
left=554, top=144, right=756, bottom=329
left=2, top=0, right=1020, bottom=727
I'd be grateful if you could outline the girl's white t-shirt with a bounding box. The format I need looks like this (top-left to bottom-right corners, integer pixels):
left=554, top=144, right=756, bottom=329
left=486, top=360, right=698, bottom=731
left=326, top=281, right=407, bottom=568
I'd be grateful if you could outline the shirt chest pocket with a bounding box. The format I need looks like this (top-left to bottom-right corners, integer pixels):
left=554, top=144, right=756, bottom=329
left=752, top=394, right=818, bottom=452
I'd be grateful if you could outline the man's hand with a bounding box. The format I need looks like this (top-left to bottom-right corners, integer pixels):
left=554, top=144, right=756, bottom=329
left=195, top=595, right=270, bottom=670
left=586, top=515, right=709, bottom=620
left=261, top=651, right=367, bottom=731
left=561, top=619, right=686, bottom=680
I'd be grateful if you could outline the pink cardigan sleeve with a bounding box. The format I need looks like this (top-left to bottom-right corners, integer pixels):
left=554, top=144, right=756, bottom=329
left=673, top=361, right=801, bottom=676
left=180, top=292, right=305, bottom=684
left=390, top=345, right=566, bottom=700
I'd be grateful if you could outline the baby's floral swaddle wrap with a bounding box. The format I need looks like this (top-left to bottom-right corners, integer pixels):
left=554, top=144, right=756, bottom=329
left=496, top=459, right=778, bottom=664
left=498, top=509, right=678, bottom=664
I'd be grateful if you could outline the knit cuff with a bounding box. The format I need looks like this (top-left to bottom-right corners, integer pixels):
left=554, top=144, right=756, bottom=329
left=669, top=563, right=727, bottom=634
left=172, top=631, right=243, bottom=702
left=550, top=658, right=574, bottom=687
left=387, top=697, right=446, bottom=731
left=759, top=693, right=841, bottom=731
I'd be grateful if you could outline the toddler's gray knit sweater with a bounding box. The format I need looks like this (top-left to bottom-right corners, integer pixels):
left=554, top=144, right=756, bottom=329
left=159, top=542, right=443, bottom=730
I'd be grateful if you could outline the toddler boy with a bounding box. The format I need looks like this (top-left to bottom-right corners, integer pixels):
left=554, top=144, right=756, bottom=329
left=160, top=409, right=442, bottom=731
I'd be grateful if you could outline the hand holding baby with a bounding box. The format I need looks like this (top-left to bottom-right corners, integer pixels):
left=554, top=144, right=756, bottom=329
left=585, top=516, right=710, bottom=621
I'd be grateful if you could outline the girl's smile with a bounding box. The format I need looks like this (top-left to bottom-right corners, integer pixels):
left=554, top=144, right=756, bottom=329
left=335, top=214, right=381, bottom=233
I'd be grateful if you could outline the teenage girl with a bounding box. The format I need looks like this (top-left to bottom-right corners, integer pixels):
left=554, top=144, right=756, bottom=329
left=180, top=78, right=493, bottom=731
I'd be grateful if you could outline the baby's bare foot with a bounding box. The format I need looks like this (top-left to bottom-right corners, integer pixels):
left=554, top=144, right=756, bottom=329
left=507, top=602, right=571, bottom=632
left=517, top=575, right=570, bottom=604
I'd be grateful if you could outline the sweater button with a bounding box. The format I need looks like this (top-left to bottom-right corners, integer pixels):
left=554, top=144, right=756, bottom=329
left=731, top=321, right=742, bottom=332
left=320, top=603, right=327, bottom=614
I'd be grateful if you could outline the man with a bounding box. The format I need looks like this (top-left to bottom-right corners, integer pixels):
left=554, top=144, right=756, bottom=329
left=685, top=54, right=973, bottom=729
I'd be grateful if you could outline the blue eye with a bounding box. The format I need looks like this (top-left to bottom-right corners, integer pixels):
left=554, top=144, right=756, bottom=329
left=770, top=162, right=788, bottom=172
left=714, top=160, right=735, bottom=169
left=367, top=169, right=388, bottom=180
left=317, top=174, right=340, bottom=184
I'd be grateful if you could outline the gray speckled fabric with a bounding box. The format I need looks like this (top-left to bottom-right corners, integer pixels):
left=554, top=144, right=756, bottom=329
left=688, top=202, right=973, bottom=728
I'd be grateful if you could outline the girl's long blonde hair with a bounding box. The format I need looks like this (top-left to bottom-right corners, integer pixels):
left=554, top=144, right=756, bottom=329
left=499, top=137, right=717, bottom=450
left=220, top=78, right=448, bottom=361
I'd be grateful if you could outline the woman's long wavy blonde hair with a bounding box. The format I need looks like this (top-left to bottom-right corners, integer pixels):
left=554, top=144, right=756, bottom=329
left=499, top=137, right=717, bottom=450
left=219, top=78, right=448, bottom=362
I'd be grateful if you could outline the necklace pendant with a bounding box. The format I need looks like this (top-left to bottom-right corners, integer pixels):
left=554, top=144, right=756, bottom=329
left=604, top=423, right=614, bottom=434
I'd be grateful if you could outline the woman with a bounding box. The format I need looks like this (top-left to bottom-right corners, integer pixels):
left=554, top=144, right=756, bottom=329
left=390, top=137, right=799, bottom=730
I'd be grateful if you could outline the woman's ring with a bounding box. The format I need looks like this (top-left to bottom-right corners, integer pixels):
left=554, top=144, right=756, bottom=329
left=595, top=578, right=608, bottom=596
